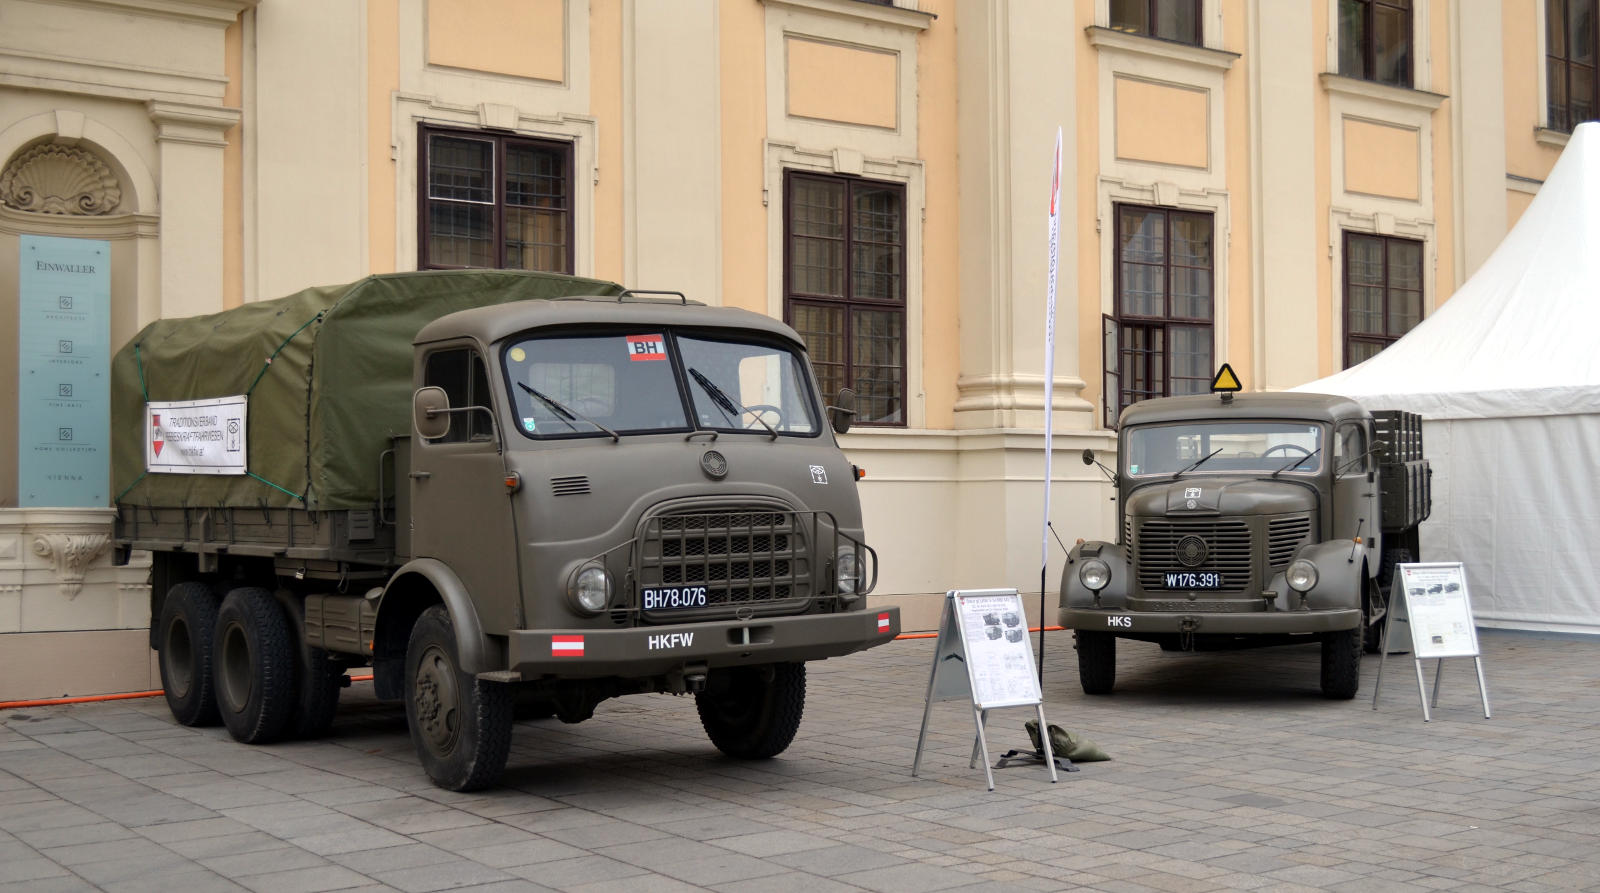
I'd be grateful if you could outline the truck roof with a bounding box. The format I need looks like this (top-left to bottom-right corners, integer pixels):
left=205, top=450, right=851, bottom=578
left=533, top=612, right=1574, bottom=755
left=1119, top=391, right=1369, bottom=427
left=417, top=296, right=808, bottom=350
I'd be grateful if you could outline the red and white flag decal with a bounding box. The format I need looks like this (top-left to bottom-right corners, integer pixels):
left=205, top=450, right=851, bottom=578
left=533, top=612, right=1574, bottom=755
left=877, top=612, right=891, bottom=633
left=151, top=413, right=164, bottom=457
left=551, top=635, right=584, bottom=657
left=625, top=334, right=667, bottom=361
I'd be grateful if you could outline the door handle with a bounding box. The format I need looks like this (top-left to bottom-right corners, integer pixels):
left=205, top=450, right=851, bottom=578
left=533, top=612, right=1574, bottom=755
left=409, top=471, right=432, bottom=480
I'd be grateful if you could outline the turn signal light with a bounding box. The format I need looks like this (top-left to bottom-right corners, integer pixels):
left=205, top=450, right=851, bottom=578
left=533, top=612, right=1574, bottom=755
left=852, top=465, right=866, bottom=480
left=504, top=472, right=522, bottom=493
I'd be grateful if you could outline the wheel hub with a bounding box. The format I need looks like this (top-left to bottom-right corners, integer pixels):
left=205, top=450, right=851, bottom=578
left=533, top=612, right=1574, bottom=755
left=414, top=645, right=460, bottom=756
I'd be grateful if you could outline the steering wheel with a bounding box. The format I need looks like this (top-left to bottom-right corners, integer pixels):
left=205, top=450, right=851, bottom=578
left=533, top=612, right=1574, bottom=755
left=743, top=404, right=785, bottom=430
left=1261, top=443, right=1311, bottom=458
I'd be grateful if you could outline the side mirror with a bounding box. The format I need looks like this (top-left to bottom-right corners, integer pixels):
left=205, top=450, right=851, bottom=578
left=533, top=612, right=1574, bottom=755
left=1081, top=448, right=1096, bottom=466
left=413, top=386, right=450, bottom=440
left=827, top=387, right=857, bottom=435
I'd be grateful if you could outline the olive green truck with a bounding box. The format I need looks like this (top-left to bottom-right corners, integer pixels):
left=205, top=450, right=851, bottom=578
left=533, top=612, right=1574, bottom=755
left=1060, top=391, right=1430, bottom=699
left=111, top=270, right=898, bottom=790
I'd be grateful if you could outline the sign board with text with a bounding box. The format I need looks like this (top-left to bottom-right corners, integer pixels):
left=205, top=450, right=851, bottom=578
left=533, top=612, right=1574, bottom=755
left=17, top=235, right=111, bottom=506
left=1397, top=563, right=1480, bottom=659
left=146, top=396, right=249, bottom=475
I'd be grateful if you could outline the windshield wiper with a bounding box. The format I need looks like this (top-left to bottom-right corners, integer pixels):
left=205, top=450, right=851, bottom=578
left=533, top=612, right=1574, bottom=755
left=687, top=367, right=778, bottom=441
left=1271, top=446, right=1321, bottom=478
left=516, top=382, right=619, bottom=443
left=1171, top=447, right=1224, bottom=481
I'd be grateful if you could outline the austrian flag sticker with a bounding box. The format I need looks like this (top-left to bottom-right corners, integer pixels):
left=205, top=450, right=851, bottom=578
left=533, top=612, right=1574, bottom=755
left=877, top=612, right=891, bottom=634
left=551, top=635, right=584, bottom=657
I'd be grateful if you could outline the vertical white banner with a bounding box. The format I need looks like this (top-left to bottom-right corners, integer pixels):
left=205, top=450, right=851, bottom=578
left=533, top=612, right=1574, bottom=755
left=1041, top=128, right=1062, bottom=572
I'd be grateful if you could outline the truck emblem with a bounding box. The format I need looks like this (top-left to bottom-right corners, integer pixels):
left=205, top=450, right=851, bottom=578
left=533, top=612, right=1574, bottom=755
left=700, top=450, right=728, bottom=480
left=1177, top=535, right=1208, bottom=567
left=1184, top=487, right=1202, bottom=499
left=810, top=465, right=828, bottom=484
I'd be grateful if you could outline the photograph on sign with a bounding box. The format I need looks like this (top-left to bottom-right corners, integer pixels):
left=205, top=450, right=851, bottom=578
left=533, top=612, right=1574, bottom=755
left=146, top=396, right=249, bottom=475
left=1398, top=563, right=1480, bottom=659
left=954, top=592, right=1042, bottom=709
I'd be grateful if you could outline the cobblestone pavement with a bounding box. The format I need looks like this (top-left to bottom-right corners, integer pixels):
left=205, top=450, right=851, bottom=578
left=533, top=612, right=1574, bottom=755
left=2, top=628, right=1597, bottom=893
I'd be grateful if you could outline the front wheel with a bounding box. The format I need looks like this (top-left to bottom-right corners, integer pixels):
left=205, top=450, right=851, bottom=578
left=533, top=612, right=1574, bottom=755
left=695, top=663, right=805, bottom=759
left=1320, top=624, right=1363, bottom=700
left=404, top=605, right=512, bottom=791
left=1075, top=631, right=1117, bottom=695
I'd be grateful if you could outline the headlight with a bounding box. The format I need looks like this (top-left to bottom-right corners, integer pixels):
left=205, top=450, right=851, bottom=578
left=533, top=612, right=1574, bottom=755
left=1286, top=559, right=1319, bottom=592
left=1079, top=558, right=1111, bottom=592
left=568, top=564, right=611, bottom=614
left=835, top=545, right=861, bottom=599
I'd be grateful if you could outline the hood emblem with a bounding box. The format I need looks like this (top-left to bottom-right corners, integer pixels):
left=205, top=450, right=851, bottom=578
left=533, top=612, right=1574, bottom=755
left=1177, top=535, right=1208, bottom=567
left=700, top=449, right=728, bottom=480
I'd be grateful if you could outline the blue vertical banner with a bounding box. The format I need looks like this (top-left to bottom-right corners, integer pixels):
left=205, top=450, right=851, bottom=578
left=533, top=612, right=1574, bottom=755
left=18, top=235, right=111, bottom=506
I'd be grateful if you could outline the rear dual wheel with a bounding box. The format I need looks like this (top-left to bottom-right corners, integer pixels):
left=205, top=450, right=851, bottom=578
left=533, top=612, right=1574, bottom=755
left=214, top=587, right=299, bottom=744
left=158, top=582, right=222, bottom=727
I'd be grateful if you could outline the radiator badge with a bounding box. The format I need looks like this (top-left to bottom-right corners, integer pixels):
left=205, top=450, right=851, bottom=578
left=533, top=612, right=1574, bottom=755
left=700, top=449, right=728, bottom=480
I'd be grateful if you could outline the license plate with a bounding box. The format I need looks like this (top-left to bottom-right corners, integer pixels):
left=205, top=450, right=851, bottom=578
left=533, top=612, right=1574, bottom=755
left=641, top=586, right=708, bottom=610
left=1161, top=572, right=1224, bottom=589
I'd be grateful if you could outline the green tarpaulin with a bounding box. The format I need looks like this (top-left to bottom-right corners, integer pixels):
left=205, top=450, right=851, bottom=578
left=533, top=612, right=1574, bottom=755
left=111, top=270, right=624, bottom=510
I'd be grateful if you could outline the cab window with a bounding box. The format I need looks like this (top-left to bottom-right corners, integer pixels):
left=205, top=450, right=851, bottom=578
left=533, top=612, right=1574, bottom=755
left=1334, top=422, right=1368, bottom=476
left=423, top=348, right=494, bottom=444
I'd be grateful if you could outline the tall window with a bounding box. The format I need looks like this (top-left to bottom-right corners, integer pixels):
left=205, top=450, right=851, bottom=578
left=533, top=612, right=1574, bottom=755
left=1344, top=233, right=1423, bottom=367
left=1103, top=205, right=1214, bottom=427
left=1548, top=0, right=1598, bottom=132
left=1338, top=0, right=1413, bottom=88
left=420, top=127, right=574, bottom=272
left=783, top=171, right=906, bottom=426
left=1109, top=0, right=1203, bottom=45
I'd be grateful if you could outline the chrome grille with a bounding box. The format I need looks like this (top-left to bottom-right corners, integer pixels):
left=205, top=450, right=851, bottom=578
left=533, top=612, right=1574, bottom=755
left=637, top=509, right=811, bottom=618
left=1267, top=515, right=1313, bottom=571
left=1136, top=519, right=1253, bottom=592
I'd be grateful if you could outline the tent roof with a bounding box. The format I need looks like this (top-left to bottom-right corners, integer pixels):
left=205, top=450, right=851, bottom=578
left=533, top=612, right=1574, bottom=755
left=1297, top=122, right=1600, bottom=419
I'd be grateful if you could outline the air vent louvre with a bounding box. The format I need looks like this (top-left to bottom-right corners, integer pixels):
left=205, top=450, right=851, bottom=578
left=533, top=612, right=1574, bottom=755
left=550, top=475, right=591, bottom=496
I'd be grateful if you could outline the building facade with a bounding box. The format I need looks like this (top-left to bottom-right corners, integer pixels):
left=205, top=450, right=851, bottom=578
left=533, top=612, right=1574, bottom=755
left=0, top=0, right=1586, bottom=697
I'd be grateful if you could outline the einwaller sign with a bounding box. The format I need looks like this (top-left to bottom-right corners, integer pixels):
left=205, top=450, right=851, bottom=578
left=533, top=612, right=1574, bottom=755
left=146, top=396, right=248, bottom=474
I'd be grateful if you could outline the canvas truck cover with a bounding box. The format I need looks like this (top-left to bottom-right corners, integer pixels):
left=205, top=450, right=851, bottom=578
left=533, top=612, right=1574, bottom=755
left=111, top=270, right=624, bottom=510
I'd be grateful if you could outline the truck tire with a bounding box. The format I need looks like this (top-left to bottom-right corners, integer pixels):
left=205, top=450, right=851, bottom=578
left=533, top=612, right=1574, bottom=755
left=1075, top=631, right=1116, bottom=695
left=404, top=605, right=512, bottom=791
left=291, top=648, right=343, bottom=739
left=158, top=582, right=222, bottom=727
left=695, top=663, right=805, bottom=759
left=1320, top=623, right=1363, bottom=700
left=214, top=587, right=298, bottom=743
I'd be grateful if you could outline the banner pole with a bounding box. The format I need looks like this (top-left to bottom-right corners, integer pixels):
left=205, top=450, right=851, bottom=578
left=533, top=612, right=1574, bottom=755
left=1038, top=126, right=1063, bottom=685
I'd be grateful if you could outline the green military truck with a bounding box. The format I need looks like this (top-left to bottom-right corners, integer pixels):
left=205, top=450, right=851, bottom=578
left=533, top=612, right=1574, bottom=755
left=111, top=270, right=898, bottom=790
left=1060, top=390, right=1429, bottom=699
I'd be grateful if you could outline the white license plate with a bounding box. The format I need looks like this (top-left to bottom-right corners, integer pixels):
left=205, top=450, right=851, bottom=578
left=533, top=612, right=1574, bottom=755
left=642, top=587, right=708, bottom=610
left=1162, top=572, right=1224, bottom=589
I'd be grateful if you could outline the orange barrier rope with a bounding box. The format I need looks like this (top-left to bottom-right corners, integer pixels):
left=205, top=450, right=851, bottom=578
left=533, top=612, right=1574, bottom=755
left=0, top=631, right=1068, bottom=710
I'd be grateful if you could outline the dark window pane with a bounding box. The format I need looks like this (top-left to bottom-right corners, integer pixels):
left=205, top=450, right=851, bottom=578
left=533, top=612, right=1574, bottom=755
left=851, top=308, right=904, bottom=424
left=1339, top=0, right=1367, bottom=78
left=505, top=208, right=567, bottom=272
left=422, top=129, right=573, bottom=271
left=1550, top=58, right=1571, bottom=131
left=505, top=145, right=566, bottom=209
left=429, top=136, right=493, bottom=203
left=1119, top=208, right=1165, bottom=264
left=1373, top=4, right=1411, bottom=85
left=1387, top=240, right=1422, bottom=288
left=1153, top=0, right=1200, bottom=44
left=1348, top=339, right=1385, bottom=365
left=1110, top=0, right=1149, bottom=34
left=1550, top=0, right=1569, bottom=57
left=1170, top=268, right=1213, bottom=320
left=428, top=202, right=494, bottom=267
left=788, top=178, right=846, bottom=297
left=1344, top=233, right=1424, bottom=366
left=1572, top=0, right=1595, bottom=65
left=1573, top=65, right=1595, bottom=123
left=1113, top=205, right=1212, bottom=409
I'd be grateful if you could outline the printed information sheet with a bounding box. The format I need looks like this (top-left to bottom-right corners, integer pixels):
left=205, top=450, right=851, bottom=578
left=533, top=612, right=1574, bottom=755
left=1397, top=564, right=1479, bottom=659
left=954, top=592, right=1042, bottom=709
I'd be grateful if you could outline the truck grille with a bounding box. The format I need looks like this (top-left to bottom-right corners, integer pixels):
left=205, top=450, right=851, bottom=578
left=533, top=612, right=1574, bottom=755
left=637, top=510, right=812, bottom=618
left=1135, top=519, right=1253, bottom=593
left=1267, top=515, right=1313, bottom=571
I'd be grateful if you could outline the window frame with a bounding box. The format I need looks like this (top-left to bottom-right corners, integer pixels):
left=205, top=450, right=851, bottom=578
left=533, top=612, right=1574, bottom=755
left=1108, top=0, right=1204, bottom=47
left=1342, top=231, right=1424, bottom=368
left=420, top=346, right=497, bottom=446
left=417, top=124, right=576, bottom=273
left=1338, top=0, right=1414, bottom=88
left=781, top=169, right=908, bottom=428
left=1547, top=0, right=1599, bottom=133
left=1104, top=203, right=1216, bottom=426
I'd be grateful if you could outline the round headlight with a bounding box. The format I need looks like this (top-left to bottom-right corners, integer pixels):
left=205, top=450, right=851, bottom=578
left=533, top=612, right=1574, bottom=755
left=1079, top=558, right=1111, bottom=592
left=1286, top=559, right=1319, bottom=593
left=835, top=545, right=861, bottom=599
left=569, top=565, right=611, bottom=614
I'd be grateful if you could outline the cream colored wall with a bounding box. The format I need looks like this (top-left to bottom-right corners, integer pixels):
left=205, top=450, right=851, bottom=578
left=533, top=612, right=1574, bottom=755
left=720, top=0, right=765, bottom=314
left=918, top=0, right=959, bottom=430
left=1222, top=0, right=1252, bottom=388
left=1502, top=0, right=1564, bottom=181
left=786, top=38, right=897, bottom=129
left=1427, top=1, right=1455, bottom=307
left=223, top=18, right=244, bottom=309
left=1344, top=119, right=1421, bottom=200
left=368, top=0, right=399, bottom=276
left=1115, top=78, right=1209, bottom=168
left=427, top=0, right=564, bottom=83
left=591, top=0, right=623, bottom=284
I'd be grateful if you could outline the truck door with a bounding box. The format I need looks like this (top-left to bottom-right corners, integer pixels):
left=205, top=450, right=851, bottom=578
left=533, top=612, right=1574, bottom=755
left=411, top=346, right=519, bottom=634
left=1332, top=421, right=1380, bottom=559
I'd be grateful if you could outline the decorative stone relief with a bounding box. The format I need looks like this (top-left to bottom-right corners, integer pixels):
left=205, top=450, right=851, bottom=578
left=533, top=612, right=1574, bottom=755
left=31, top=533, right=112, bottom=599
left=0, top=143, right=122, bottom=215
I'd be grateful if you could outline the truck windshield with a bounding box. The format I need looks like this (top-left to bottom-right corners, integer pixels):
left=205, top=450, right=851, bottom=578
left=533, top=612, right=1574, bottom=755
left=501, top=330, right=819, bottom=439
left=1124, top=421, right=1324, bottom=477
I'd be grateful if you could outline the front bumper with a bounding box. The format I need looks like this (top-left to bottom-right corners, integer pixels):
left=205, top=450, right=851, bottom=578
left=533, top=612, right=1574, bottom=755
left=1060, top=606, right=1359, bottom=635
left=504, top=607, right=900, bottom=679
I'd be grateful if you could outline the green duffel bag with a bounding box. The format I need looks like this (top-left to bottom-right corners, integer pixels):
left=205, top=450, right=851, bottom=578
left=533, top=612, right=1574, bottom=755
left=1026, top=720, right=1111, bottom=762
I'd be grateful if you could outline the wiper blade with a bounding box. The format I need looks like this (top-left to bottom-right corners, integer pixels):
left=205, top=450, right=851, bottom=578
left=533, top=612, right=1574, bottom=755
left=1172, top=447, right=1223, bottom=480
left=516, top=382, right=619, bottom=443
left=687, top=367, right=778, bottom=441
left=1271, top=446, right=1321, bottom=478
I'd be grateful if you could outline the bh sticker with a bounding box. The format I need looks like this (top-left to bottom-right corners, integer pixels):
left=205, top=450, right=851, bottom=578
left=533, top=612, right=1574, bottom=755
left=809, top=465, right=828, bottom=484
left=625, top=334, right=666, bottom=361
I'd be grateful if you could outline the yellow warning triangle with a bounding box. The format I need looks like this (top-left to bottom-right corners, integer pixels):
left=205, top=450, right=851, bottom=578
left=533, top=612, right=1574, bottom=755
left=1210, top=363, right=1242, bottom=392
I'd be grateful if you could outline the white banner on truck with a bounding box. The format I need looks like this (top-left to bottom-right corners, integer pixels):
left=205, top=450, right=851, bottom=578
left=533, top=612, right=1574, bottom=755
left=146, top=396, right=248, bottom=475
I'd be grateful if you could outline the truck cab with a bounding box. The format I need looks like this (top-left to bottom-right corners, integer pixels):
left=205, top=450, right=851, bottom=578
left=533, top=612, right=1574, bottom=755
left=1060, top=392, right=1428, bottom=699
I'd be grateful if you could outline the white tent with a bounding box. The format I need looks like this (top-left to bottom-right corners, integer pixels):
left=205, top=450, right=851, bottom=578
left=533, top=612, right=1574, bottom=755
left=1297, top=121, right=1600, bottom=634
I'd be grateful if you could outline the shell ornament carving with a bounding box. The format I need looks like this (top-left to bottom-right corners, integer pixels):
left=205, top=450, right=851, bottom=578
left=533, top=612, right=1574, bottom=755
left=0, top=143, right=122, bottom=215
left=32, top=533, right=112, bottom=599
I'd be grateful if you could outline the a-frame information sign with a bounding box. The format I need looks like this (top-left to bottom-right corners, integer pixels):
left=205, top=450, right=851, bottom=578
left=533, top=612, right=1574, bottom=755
left=911, top=589, right=1057, bottom=790
left=1372, top=562, right=1492, bottom=722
